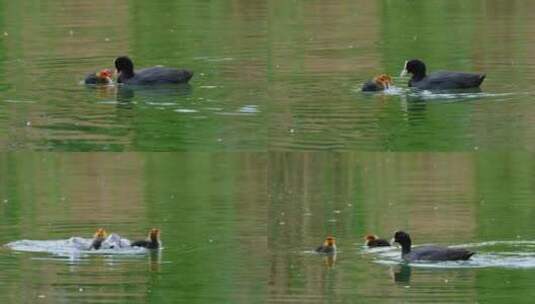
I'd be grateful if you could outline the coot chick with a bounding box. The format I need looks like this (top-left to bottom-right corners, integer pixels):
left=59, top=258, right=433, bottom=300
left=315, top=236, right=336, bottom=255
left=89, top=228, right=108, bottom=250
left=393, top=231, right=474, bottom=262
left=115, top=56, right=193, bottom=85
left=362, top=74, right=393, bottom=91
left=131, top=228, right=161, bottom=249
left=400, top=59, right=485, bottom=90
left=364, top=234, right=391, bottom=247
left=84, top=69, right=113, bottom=85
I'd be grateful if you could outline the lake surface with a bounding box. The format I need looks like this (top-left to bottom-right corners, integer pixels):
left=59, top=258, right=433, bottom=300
left=1, top=0, right=535, bottom=303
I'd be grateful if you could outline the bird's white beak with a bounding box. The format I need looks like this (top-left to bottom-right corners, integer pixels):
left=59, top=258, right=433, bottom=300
left=390, top=237, right=396, bottom=245
left=400, top=60, right=408, bottom=77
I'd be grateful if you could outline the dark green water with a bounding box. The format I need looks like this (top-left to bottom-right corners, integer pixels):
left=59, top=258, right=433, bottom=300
left=1, top=0, right=535, bottom=303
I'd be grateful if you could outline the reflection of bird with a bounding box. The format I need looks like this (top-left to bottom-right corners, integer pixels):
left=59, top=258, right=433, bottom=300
left=115, top=56, right=193, bottom=85
left=315, top=236, right=336, bottom=255
left=400, top=59, right=485, bottom=90
left=84, top=69, right=113, bottom=84
left=362, top=74, right=394, bottom=91
left=131, top=228, right=161, bottom=249
left=364, top=234, right=391, bottom=247
left=89, top=228, right=108, bottom=250
left=393, top=231, right=475, bottom=261
left=324, top=255, right=336, bottom=268
left=391, top=264, right=412, bottom=285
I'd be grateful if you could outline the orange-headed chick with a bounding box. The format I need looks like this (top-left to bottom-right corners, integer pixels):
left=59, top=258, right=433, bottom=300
left=373, top=74, right=393, bottom=89
left=364, top=234, right=391, bottom=247
left=98, top=69, right=113, bottom=80
left=89, top=228, right=108, bottom=250
left=315, top=236, right=336, bottom=254
left=131, top=228, right=161, bottom=249
left=84, top=68, right=113, bottom=84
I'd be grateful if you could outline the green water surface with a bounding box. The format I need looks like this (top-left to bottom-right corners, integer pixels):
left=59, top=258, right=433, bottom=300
left=1, top=1, right=535, bottom=303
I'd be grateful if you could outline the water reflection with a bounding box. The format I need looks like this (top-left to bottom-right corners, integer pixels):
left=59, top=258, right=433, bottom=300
left=391, top=264, right=411, bottom=286
left=115, top=84, right=193, bottom=104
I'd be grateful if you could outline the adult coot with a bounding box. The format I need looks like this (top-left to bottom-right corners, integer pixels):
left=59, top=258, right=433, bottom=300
left=115, top=56, right=193, bottom=85
left=362, top=74, right=393, bottom=91
left=315, top=236, right=336, bottom=255
left=364, top=234, right=391, bottom=247
left=131, top=228, right=161, bottom=249
left=400, top=59, right=485, bottom=90
left=393, top=231, right=474, bottom=262
left=84, top=69, right=113, bottom=85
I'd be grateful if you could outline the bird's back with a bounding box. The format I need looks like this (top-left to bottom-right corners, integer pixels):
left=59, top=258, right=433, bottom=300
left=368, top=239, right=391, bottom=247
left=406, top=246, right=474, bottom=261
left=412, top=71, right=485, bottom=90
left=130, top=67, right=193, bottom=84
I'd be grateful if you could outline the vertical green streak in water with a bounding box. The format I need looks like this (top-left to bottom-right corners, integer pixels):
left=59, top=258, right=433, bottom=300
left=0, top=0, right=6, bottom=143
left=128, top=1, right=231, bottom=62
left=0, top=153, right=22, bottom=232
left=0, top=0, right=4, bottom=67
left=5, top=154, right=64, bottom=233
left=143, top=154, right=237, bottom=301
left=379, top=0, right=477, bottom=71
left=266, top=2, right=306, bottom=80
left=475, top=153, right=535, bottom=238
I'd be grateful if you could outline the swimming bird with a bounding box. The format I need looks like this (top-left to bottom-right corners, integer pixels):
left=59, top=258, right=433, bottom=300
left=393, top=231, right=474, bottom=262
left=84, top=69, right=113, bottom=84
left=89, top=228, right=108, bottom=250
left=364, top=234, right=391, bottom=247
left=131, top=228, right=161, bottom=249
left=362, top=74, right=394, bottom=91
left=400, top=59, right=485, bottom=90
left=315, top=236, right=336, bottom=255
left=114, top=56, right=193, bottom=85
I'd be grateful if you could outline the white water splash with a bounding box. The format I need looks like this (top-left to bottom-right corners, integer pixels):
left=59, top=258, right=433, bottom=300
left=238, top=105, right=259, bottom=113
left=5, top=234, right=148, bottom=257
left=174, top=108, right=199, bottom=113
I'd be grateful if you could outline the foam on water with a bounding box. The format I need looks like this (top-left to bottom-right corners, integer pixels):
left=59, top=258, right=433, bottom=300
left=238, top=105, right=259, bottom=113
left=357, top=84, right=518, bottom=102
left=405, top=90, right=516, bottom=101
left=364, top=240, right=535, bottom=269
left=382, top=86, right=405, bottom=95
left=5, top=234, right=149, bottom=257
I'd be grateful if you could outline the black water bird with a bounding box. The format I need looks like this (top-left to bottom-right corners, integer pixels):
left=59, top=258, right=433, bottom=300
left=393, top=231, right=474, bottom=262
left=400, top=59, right=485, bottom=90
left=115, top=56, right=193, bottom=85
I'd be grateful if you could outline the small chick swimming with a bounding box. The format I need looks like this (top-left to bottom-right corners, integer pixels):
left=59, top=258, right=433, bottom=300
left=84, top=69, right=113, bottom=85
left=89, top=228, right=108, bottom=250
left=315, top=236, right=336, bottom=255
left=362, top=74, right=394, bottom=91
left=131, top=228, right=161, bottom=249
left=364, top=234, right=391, bottom=247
